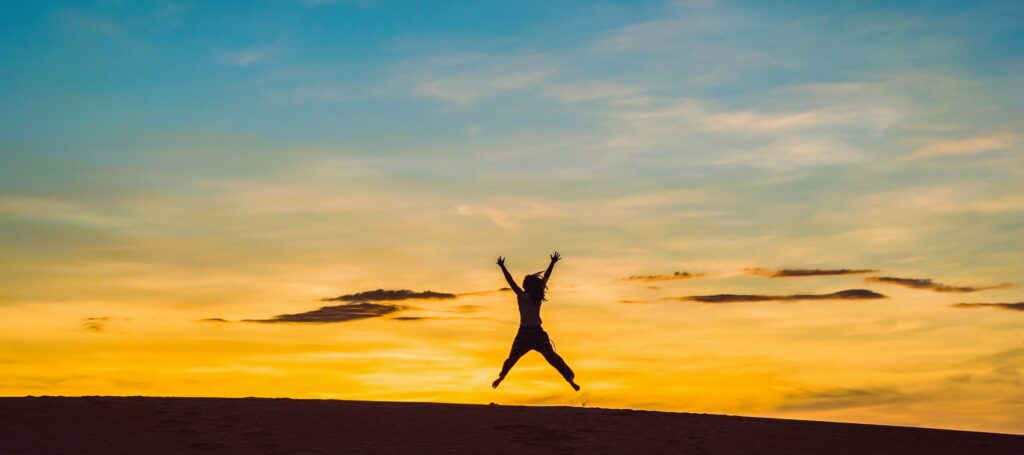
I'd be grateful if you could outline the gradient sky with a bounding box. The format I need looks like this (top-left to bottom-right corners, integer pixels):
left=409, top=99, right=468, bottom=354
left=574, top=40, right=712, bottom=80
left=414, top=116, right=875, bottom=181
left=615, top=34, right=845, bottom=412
left=2, top=0, right=1023, bottom=434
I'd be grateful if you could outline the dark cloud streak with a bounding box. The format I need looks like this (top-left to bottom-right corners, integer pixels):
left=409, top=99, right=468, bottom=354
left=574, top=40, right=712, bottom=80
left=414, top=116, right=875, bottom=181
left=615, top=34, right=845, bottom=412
left=455, top=288, right=513, bottom=297
left=867, top=276, right=1014, bottom=293
left=621, top=271, right=705, bottom=282
left=747, top=268, right=878, bottom=278
left=679, top=289, right=886, bottom=303
left=953, top=302, right=1024, bottom=312
left=323, top=289, right=456, bottom=302
left=245, top=302, right=402, bottom=323
left=81, top=317, right=110, bottom=332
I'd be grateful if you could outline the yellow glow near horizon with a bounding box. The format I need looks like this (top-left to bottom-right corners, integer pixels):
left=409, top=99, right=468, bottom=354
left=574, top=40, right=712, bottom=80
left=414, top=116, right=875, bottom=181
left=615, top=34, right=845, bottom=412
left=3, top=259, right=1023, bottom=434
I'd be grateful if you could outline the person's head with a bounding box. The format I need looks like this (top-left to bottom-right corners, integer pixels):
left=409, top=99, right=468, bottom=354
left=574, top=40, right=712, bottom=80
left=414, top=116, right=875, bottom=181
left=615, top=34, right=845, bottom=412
left=522, top=273, right=547, bottom=302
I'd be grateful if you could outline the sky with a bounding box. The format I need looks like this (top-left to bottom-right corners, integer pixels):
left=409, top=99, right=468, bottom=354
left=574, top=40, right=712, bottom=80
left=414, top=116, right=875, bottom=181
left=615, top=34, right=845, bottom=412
left=1, top=0, right=1023, bottom=434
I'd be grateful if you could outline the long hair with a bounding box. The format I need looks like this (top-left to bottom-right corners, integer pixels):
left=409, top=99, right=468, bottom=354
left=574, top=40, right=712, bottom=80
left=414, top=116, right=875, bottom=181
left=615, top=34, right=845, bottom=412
left=522, top=272, right=547, bottom=302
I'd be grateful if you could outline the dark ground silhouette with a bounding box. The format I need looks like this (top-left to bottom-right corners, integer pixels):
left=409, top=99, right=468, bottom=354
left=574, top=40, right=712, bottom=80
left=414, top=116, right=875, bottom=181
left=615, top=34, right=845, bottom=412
left=2, top=397, right=1023, bottom=454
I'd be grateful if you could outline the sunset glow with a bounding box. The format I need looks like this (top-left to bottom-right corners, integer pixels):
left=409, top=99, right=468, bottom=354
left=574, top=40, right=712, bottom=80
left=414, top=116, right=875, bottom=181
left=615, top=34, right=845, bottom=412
left=2, top=0, right=1022, bottom=434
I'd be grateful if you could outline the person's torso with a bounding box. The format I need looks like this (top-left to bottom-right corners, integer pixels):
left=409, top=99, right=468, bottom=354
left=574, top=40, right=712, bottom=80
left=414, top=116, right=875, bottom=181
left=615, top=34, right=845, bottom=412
left=516, top=292, right=543, bottom=327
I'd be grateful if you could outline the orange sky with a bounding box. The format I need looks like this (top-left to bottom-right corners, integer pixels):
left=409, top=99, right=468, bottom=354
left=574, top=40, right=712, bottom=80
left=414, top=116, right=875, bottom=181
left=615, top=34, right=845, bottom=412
left=2, top=0, right=1023, bottom=435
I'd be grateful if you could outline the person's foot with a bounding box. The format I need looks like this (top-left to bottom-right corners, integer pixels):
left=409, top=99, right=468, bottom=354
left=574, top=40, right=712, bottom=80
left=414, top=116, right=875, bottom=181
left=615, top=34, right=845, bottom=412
left=492, top=376, right=504, bottom=389
left=569, top=380, right=581, bottom=391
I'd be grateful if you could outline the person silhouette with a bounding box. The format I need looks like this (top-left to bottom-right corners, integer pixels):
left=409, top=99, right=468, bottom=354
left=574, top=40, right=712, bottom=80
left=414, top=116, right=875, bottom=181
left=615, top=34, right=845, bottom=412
left=492, top=252, right=580, bottom=391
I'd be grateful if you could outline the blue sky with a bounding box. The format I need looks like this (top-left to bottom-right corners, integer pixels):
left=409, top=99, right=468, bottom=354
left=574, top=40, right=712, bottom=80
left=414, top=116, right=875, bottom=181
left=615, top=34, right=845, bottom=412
left=1, top=0, right=1023, bottom=433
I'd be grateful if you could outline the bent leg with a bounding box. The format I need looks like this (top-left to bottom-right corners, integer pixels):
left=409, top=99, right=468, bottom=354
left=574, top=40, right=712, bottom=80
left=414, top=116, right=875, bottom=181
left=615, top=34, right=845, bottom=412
left=493, top=341, right=530, bottom=388
left=537, top=341, right=578, bottom=389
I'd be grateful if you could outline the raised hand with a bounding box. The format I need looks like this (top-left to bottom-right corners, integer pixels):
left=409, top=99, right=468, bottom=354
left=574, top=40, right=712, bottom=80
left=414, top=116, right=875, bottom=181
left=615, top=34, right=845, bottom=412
left=496, top=256, right=506, bottom=267
left=542, top=252, right=560, bottom=284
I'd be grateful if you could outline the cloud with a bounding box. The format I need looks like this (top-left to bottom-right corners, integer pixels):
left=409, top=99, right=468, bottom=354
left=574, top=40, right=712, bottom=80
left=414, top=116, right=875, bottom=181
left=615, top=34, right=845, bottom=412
left=913, top=133, right=1016, bottom=158
left=219, top=47, right=273, bottom=66
left=81, top=317, right=111, bottom=332
left=323, top=289, right=456, bottom=302
left=54, top=8, right=121, bottom=37
left=605, top=99, right=889, bottom=169
left=541, top=82, right=642, bottom=104
left=455, top=288, right=513, bottom=297
left=455, top=190, right=726, bottom=229
left=397, top=53, right=646, bottom=108
left=746, top=268, right=879, bottom=278
left=714, top=137, right=865, bottom=170
left=298, top=0, right=378, bottom=8
left=952, top=302, right=1024, bottom=312
left=679, top=289, right=886, bottom=303
left=621, top=271, right=706, bottom=282
left=777, top=386, right=909, bottom=411
left=146, top=1, right=192, bottom=29
left=210, top=290, right=480, bottom=325
left=404, top=54, right=554, bottom=107
left=54, top=2, right=191, bottom=37
left=866, top=277, right=1014, bottom=293
left=456, top=199, right=566, bottom=229
left=611, top=100, right=855, bottom=134
left=245, top=302, right=401, bottom=323
left=0, top=196, right=113, bottom=226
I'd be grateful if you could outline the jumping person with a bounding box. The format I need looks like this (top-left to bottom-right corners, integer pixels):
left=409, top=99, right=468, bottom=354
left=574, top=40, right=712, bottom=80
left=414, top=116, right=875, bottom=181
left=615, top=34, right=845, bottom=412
left=492, top=252, right=580, bottom=391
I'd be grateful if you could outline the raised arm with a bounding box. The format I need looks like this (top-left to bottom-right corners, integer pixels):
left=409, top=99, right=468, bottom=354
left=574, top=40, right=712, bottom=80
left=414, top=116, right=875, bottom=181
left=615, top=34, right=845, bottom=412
left=496, top=256, right=523, bottom=294
left=541, top=251, right=560, bottom=285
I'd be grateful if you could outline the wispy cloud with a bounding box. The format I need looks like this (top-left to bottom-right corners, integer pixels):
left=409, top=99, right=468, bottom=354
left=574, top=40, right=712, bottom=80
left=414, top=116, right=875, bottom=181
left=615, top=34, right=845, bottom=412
left=678, top=289, right=886, bottom=303
left=297, top=0, right=378, bottom=8
left=952, top=302, right=1024, bottom=312
left=455, top=189, right=726, bottom=229
left=197, top=318, right=229, bottom=323
left=866, top=277, right=1014, bottom=293
left=245, top=302, right=401, bottom=323
left=0, top=196, right=114, bottom=226
left=391, top=316, right=431, bottom=321
left=455, top=199, right=566, bottom=229
left=601, top=98, right=892, bottom=169
left=611, top=100, right=860, bottom=135
left=397, top=53, right=646, bottom=108
left=54, top=8, right=121, bottom=37
left=824, top=185, right=1024, bottom=225
left=713, top=137, right=866, bottom=170
left=746, top=268, right=879, bottom=278
left=81, top=317, right=112, bottom=332
left=323, top=289, right=456, bottom=302
left=621, top=271, right=706, bottom=282
left=777, top=386, right=909, bottom=411
left=542, top=82, right=642, bottom=104
left=219, top=46, right=274, bottom=66
left=54, top=2, right=191, bottom=37
left=592, top=12, right=739, bottom=55
left=455, top=288, right=513, bottom=297
left=913, top=133, right=1017, bottom=159
left=404, top=54, right=554, bottom=107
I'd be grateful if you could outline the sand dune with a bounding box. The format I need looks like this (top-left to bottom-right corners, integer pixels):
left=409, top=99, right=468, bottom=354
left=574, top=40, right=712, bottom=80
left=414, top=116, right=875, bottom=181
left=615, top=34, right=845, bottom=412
left=1, top=397, right=1022, bottom=454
